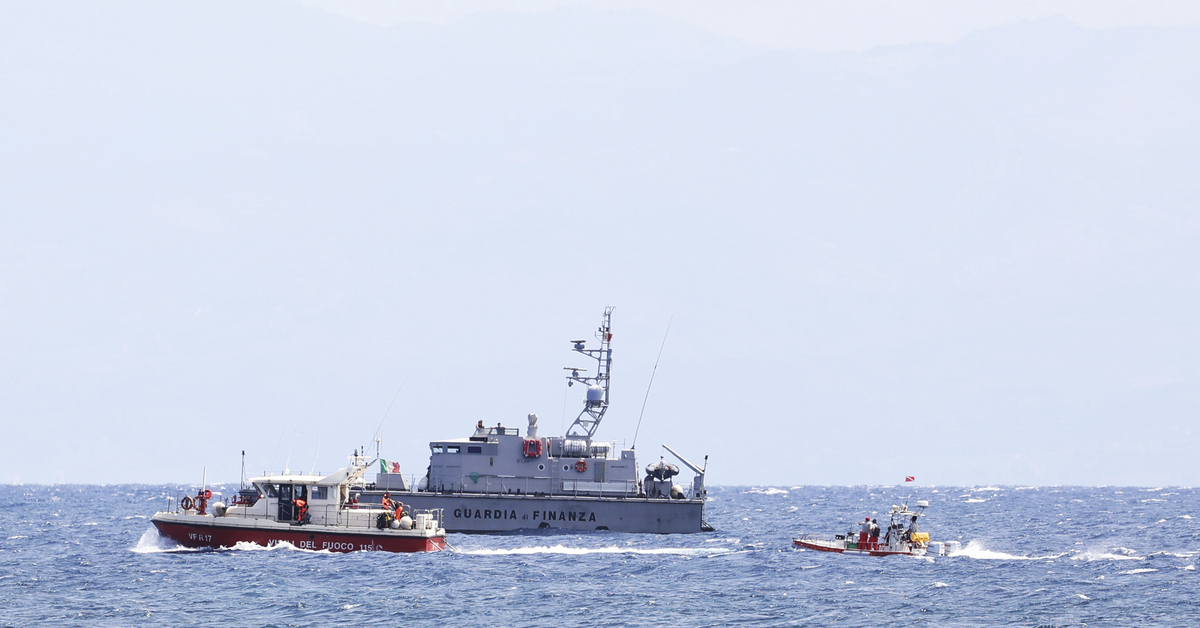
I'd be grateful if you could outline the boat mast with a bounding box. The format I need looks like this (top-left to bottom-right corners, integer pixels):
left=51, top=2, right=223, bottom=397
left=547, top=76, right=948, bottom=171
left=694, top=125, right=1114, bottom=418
left=564, top=306, right=614, bottom=440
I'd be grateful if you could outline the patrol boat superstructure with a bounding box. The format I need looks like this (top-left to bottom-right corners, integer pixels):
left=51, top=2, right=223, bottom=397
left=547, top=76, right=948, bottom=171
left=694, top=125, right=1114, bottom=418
left=376, top=308, right=712, bottom=533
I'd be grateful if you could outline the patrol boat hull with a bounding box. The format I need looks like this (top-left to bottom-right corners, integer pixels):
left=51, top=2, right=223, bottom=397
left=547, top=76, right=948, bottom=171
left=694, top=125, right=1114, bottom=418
left=396, top=493, right=706, bottom=534
left=151, top=514, right=445, bottom=553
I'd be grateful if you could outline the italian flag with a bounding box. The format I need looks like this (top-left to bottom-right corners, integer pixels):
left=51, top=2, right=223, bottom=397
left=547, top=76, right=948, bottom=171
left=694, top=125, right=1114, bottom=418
left=379, top=459, right=401, bottom=474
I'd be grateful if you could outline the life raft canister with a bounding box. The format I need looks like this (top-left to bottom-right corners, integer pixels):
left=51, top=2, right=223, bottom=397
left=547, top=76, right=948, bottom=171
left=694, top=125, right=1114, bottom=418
left=523, top=439, right=543, bottom=458
left=574, top=459, right=587, bottom=473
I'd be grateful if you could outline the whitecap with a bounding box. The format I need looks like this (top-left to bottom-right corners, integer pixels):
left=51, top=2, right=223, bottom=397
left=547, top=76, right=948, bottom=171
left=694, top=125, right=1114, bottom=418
left=964, top=498, right=987, bottom=503
left=230, top=540, right=332, bottom=553
left=1076, top=594, right=1090, bottom=600
left=7, top=535, right=29, bottom=540
left=339, top=604, right=363, bottom=611
left=931, top=582, right=949, bottom=588
left=951, top=541, right=1063, bottom=561
left=131, top=528, right=193, bottom=554
left=453, top=544, right=739, bottom=558
left=1072, top=548, right=1142, bottom=562
left=1184, top=565, right=1196, bottom=571
left=746, top=488, right=789, bottom=496
left=1119, top=568, right=1158, bottom=575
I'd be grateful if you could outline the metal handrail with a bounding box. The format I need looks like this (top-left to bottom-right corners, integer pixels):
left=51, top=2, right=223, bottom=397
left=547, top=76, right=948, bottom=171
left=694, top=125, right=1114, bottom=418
left=166, top=496, right=443, bottom=532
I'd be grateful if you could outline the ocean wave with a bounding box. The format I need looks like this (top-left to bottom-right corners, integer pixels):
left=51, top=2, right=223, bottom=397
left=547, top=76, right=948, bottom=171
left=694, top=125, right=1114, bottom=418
left=963, top=498, right=987, bottom=503
left=951, top=541, right=1063, bottom=561
left=1071, top=548, right=1143, bottom=562
left=453, top=544, right=741, bottom=558
left=1119, top=568, right=1158, bottom=575
left=131, top=528, right=195, bottom=554
left=1149, top=551, right=1196, bottom=558
left=746, top=488, right=789, bottom=496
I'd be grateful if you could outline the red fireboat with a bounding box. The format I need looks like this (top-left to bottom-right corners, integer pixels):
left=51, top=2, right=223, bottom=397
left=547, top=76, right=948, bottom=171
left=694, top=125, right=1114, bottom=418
left=152, top=453, right=445, bottom=553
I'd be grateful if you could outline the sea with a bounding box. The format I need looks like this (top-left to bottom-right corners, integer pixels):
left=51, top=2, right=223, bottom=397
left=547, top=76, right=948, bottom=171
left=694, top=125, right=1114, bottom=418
left=1, top=484, right=1196, bottom=627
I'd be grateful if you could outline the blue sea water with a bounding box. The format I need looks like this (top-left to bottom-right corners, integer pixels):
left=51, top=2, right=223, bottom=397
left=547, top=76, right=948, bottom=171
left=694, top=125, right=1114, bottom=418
left=1, top=484, right=1197, bottom=627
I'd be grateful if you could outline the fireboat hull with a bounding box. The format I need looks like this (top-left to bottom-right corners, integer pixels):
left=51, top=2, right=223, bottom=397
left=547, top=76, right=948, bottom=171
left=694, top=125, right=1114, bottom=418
left=152, top=519, right=445, bottom=553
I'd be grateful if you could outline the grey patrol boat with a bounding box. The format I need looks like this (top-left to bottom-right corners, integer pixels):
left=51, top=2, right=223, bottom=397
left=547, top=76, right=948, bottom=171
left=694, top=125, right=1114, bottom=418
left=370, top=307, right=713, bottom=533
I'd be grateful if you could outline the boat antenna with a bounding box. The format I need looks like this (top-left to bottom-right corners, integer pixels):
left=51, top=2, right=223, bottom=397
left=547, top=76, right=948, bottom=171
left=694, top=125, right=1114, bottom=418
left=309, top=427, right=321, bottom=475
left=269, top=427, right=287, bottom=473
left=284, top=428, right=298, bottom=474
left=632, top=316, right=672, bottom=450
left=564, top=306, right=615, bottom=439
left=240, top=450, right=247, bottom=489
left=370, top=378, right=407, bottom=457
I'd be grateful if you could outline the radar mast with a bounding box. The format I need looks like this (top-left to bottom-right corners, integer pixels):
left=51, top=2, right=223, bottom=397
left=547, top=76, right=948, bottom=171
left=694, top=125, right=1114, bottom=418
left=564, top=306, right=614, bottom=440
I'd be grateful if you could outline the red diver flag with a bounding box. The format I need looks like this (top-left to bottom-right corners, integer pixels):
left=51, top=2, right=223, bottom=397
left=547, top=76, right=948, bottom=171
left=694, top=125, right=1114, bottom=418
left=905, top=476, right=915, bottom=482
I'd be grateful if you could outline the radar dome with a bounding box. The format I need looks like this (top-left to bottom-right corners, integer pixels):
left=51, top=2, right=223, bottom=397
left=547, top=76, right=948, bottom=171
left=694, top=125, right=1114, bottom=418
left=586, top=385, right=604, bottom=405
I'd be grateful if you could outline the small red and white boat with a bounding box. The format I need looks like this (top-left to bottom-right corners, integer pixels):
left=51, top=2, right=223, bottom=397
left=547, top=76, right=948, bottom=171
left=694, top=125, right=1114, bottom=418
left=152, top=453, right=446, bottom=553
left=793, top=500, right=946, bottom=557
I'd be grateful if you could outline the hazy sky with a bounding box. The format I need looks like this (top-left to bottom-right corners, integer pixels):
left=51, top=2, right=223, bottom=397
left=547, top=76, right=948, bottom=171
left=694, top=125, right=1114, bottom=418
left=1, top=1, right=1197, bottom=487
left=298, top=0, right=1200, bottom=50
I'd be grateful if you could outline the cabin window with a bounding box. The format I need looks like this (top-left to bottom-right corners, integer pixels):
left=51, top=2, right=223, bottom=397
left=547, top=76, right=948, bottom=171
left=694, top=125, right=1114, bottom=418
left=311, top=486, right=328, bottom=500
left=432, top=445, right=444, bottom=454
left=264, top=484, right=278, bottom=498
left=468, top=446, right=482, bottom=454
left=446, top=445, right=461, bottom=454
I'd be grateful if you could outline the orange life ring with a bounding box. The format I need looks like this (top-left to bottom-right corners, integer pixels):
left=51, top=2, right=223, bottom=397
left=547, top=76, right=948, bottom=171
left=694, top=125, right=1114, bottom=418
left=202, top=489, right=213, bottom=500
left=574, top=459, right=587, bottom=473
left=181, top=496, right=195, bottom=510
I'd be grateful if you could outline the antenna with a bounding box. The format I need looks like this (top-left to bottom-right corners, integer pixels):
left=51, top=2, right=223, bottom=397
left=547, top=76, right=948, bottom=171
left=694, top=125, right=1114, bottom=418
left=240, top=450, right=247, bottom=489
left=632, top=316, right=671, bottom=450
left=284, top=428, right=298, bottom=474
left=564, top=306, right=615, bottom=439
left=309, top=428, right=321, bottom=475
left=371, top=379, right=407, bottom=453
